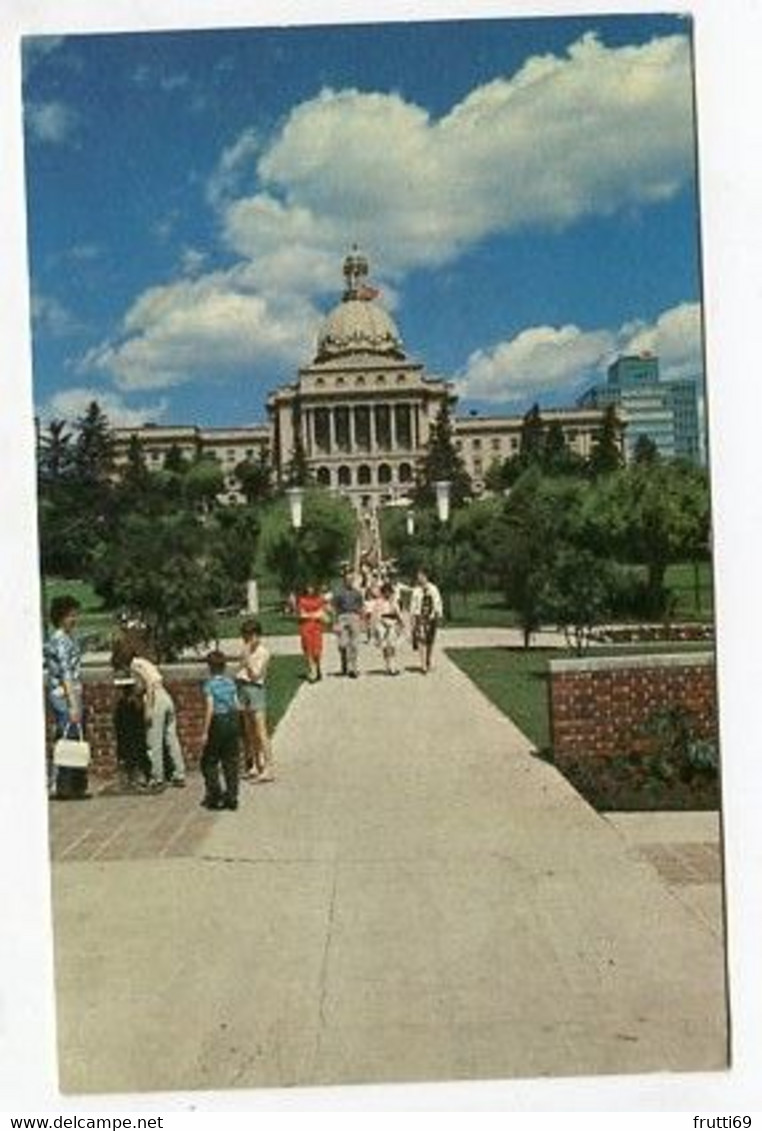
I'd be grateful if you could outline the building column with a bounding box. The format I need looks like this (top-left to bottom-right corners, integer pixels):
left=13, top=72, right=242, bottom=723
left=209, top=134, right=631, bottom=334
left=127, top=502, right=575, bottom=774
left=369, top=403, right=377, bottom=453
left=348, top=404, right=356, bottom=453
left=390, top=401, right=397, bottom=451
left=328, top=408, right=336, bottom=454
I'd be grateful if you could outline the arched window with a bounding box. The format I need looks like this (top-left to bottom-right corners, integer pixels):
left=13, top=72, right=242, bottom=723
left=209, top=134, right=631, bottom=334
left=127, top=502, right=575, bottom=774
left=338, top=465, right=352, bottom=487
left=317, top=466, right=331, bottom=486
left=358, top=464, right=372, bottom=486
left=398, top=462, right=413, bottom=483
left=378, top=463, right=392, bottom=485
left=356, top=375, right=366, bottom=386
left=376, top=373, right=386, bottom=384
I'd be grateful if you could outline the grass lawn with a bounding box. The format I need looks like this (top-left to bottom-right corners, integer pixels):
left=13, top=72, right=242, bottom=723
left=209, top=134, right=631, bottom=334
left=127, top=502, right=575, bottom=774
left=447, top=642, right=719, bottom=811
left=265, top=654, right=306, bottom=734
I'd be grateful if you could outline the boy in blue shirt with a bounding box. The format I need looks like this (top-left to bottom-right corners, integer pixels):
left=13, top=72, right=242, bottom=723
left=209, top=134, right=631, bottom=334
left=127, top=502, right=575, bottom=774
left=200, top=650, right=240, bottom=811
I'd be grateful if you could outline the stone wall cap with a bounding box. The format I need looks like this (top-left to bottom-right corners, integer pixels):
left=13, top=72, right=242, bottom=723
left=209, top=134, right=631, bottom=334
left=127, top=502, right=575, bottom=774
left=549, top=651, right=715, bottom=675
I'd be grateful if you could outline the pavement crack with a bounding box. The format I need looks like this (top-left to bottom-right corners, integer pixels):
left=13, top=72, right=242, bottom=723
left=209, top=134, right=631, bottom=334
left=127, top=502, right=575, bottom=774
left=312, top=858, right=339, bottom=1073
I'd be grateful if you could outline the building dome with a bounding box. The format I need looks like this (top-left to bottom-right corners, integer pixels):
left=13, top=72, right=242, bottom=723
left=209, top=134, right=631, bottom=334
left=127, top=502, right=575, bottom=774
left=314, top=250, right=405, bottom=362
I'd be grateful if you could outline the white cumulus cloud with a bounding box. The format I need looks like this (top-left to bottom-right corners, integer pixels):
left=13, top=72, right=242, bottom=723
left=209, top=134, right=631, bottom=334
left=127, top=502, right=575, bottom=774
left=218, top=31, right=693, bottom=285
left=619, top=301, right=703, bottom=380
left=39, top=388, right=169, bottom=428
left=459, top=301, right=702, bottom=403
left=83, top=31, right=696, bottom=396
left=79, top=269, right=322, bottom=391
left=460, top=325, right=615, bottom=402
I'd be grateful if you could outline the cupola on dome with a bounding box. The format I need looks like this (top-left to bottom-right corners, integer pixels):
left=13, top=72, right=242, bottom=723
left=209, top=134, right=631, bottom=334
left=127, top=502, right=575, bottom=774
left=315, top=249, right=404, bottom=362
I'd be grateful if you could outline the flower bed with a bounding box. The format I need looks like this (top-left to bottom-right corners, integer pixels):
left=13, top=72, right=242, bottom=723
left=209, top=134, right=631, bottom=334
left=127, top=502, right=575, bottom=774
left=591, top=623, right=714, bottom=645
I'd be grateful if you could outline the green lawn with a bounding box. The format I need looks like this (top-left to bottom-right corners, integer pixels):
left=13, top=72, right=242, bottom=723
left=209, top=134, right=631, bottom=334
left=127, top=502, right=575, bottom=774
left=45, top=557, right=714, bottom=649
left=265, top=654, right=306, bottom=734
left=447, top=641, right=715, bottom=752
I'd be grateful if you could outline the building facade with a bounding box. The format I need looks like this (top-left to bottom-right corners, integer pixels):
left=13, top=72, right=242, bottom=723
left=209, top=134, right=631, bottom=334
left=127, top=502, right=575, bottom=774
left=578, top=354, right=701, bottom=463
left=115, top=251, right=617, bottom=507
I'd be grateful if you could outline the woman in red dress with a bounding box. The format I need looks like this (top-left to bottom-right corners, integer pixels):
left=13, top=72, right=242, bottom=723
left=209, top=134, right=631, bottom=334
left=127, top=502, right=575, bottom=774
left=297, top=583, right=327, bottom=683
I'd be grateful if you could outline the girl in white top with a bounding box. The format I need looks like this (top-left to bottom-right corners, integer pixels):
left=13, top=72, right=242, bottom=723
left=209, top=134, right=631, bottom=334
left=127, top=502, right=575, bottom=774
left=237, top=618, right=273, bottom=783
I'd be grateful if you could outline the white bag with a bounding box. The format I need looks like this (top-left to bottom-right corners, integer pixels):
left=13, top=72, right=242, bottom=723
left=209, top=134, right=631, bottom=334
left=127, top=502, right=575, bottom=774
left=53, top=725, right=91, bottom=768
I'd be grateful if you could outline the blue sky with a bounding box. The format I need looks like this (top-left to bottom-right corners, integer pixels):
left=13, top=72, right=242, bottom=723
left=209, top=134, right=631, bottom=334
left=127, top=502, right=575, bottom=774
left=22, top=14, right=704, bottom=429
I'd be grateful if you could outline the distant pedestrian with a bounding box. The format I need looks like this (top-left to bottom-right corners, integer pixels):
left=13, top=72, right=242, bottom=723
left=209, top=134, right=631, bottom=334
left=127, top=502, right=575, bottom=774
left=297, top=583, right=328, bottom=683
left=44, top=594, right=89, bottom=800
left=410, top=568, right=444, bottom=674
left=237, top=619, right=274, bottom=783
left=200, top=650, right=240, bottom=810
left=332, top=571, right=364, bottom=678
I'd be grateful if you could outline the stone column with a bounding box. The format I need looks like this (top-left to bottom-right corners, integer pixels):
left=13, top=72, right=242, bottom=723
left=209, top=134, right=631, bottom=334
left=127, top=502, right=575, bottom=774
left=390, top=401, right=397, bottom=451
left=349, top=404, right=356, bottom=453
left=328, top=407, right=336, bottom=454
left=369, top=403, right=377, bottom=453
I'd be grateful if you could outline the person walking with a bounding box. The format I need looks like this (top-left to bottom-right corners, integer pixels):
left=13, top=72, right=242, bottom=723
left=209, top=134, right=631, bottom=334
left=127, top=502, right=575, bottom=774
left=237, top=618, right=274, bottom=782
left=410, top=568, right=444, bottom=674
left=199, top=650, right=240, bottom=810
left=372, top=581, right=404, bottom=675
left=296, top=583, right=328, bottom=683
left=44, top=594, right=89, bottom=800
left=331, top=571, right=364, bottom=678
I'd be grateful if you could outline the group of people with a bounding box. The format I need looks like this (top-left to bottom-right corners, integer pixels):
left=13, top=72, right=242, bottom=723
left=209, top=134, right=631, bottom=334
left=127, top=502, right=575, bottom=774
left=44, top=599, right=274, bottom=807
left=43, top=564, right=443, bottom=806
left=295, top=567, right=444, bottom=680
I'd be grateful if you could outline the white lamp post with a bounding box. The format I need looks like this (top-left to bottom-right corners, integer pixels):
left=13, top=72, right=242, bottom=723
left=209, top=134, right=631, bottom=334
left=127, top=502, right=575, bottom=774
left=433, top=479, right=452, bottom=525
left=286, top=486, right=305, bottom=530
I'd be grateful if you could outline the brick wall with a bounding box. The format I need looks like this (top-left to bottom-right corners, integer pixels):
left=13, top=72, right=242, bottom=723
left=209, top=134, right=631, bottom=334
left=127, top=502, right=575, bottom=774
left=47, top=664, right=211, bottom=779
left=548, top=652, right=717, bottom=764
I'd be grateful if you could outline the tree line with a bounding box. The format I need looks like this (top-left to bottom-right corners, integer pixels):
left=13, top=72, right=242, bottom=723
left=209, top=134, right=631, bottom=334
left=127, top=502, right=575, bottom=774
left=36, top=399, right=711, bottom=657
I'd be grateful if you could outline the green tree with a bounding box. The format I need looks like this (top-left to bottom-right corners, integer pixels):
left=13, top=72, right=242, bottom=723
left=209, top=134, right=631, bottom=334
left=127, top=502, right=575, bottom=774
left=92, top=511, right=225, bottom=660
left=540, top=547, right=616, bottom=654
left=589, top=404, right=623, bottom=476
left=257, top=490, right=356, bottom=593
left=586, top=461, right=711, bottom=616
left=183, top=456, right=224, bottom=510
left=519, top=403, right=545, bottom=466
left=73, top=400, right=115, bottom=485
left=414, top=403, right=472, bottom=507
left=235, top=448, right=274, bottom=504
left=633, top=433, right=660, bottom=465
left=208, top=505, right=262, bottom=602
left=163, top=443, right=190, bottom=474
left=38, top=418, right=74, bottom=485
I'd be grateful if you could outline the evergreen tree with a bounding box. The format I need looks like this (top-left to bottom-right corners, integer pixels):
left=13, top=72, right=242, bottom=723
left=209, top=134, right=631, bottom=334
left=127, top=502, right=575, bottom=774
left=235, top=447, right=274, bottom=504
left=73, top=400, right=115, bottom=484
left=38, top=418, right=74, bottom=485
left=519, top=403, right=545, bottom=466
left=283, top=432, right=312, bottom=487
left=633, top=433, right=659, bottom=465
left=414, top=403, right=472, bottom=507
left=589, top=404, right=623, bottom=476
left=163, top=442, right=189, bottom=474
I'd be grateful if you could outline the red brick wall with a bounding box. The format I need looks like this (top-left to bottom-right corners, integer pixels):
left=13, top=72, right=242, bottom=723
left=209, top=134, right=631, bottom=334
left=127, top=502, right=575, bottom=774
left=47, top=664, right=211, bottom=779
left=548, top=654, right=717, bottom=764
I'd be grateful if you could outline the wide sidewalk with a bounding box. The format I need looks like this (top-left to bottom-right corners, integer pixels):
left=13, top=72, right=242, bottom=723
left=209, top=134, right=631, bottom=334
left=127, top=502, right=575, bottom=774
left=52, top=634, right=727, bottom=1094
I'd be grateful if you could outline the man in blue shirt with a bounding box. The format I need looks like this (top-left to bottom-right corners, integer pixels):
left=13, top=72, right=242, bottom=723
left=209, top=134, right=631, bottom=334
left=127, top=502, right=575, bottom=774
left=331, top=571, right=364, bottom=678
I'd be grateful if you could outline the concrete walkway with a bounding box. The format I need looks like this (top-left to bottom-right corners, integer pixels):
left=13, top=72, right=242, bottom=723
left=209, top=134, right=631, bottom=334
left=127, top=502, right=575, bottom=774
left=52, top=639, right=728, bottom=1094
